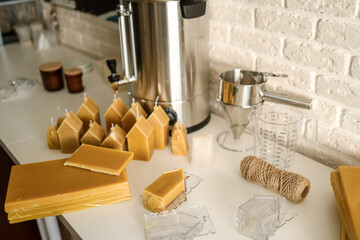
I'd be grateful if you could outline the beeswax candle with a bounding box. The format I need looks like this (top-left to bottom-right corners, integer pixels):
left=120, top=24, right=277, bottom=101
left=147, top=106, right=170, bottom=149
left=126, top=116, right=154, bottom=161
left=46, top=118, right=60, bottom=150
left=101, top=124, right=127, bottom=151
left=171, top=123, right=189, bottom=156
left=122, top=102, right=148, bottom=132
left=104, top=97, right=128, bottom=132
left=57, top=111, right=84, bottom=153
left=77, top=96, right=100, bottom=132
left=80, top=121, right=105, bottom=146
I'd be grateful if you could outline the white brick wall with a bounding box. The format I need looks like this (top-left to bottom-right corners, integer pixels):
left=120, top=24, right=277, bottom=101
left=209, top=0, right=360, bottom=166
left=42, top=0, right=360, bottom=166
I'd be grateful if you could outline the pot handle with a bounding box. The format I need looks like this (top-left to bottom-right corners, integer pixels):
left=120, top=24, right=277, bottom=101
left=263, top=91, right=312, bottom=109
left=110, top=1, right=137, bottom=92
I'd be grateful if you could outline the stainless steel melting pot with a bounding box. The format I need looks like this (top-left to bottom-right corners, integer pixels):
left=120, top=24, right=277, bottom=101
left=110, top=0, right=209, bottom=132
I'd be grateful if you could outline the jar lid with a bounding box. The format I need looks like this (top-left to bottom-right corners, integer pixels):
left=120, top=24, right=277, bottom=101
left=39, top=62, right=62, bottom=72
left=64, top=67, right=83, bottom=76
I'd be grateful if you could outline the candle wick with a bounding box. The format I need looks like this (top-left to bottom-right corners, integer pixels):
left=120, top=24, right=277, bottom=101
left=65, top=108, right=68, bottom=114
left=155, top=96, right=159, bottom=107
left=176, top=123, right=179, bottom=130
left=132, top=98, right=135, bottom=104
left=112, top=123, right=114, bottom=128
left=51, top=117, right=54, bottom=126
left=136, top=106, right=140, bottom=119
left=84, top=92, right=87, bottom=99
left=90, top=120, right=93, bottom=124
left=113, top=94, right=116, bottom=100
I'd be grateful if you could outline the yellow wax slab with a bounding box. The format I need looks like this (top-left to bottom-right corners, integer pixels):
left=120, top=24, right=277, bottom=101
left=143, top=168, right=185, bottom=213
left=101, top=124, right=127, bottom=151
left=147, top=106, right=170, bottom=149
left=46, top=125, right=60, bottom=149
left=77, top=97, right=101, bottom=132
left=9, top=194, right=131, bottom=224
left=5, top=159, right=129, bottom=212
left=81, top=121, right=106, bottom=146
left=8, top=187, right=130, bottom=213
left=122, top=102, right=148, bottom=133
left=338, top=166, right=360, bottom=239
left=64, top=144, right=134, bottom=176
left=57, top=111, right=84, bottom=153
left=8, top=189, right=130, bottom=218
left=330, top=171, right=355, bottom=240
left=171, top=129, right=189, bottom=156
left=127, top=116, right=154, bottom=161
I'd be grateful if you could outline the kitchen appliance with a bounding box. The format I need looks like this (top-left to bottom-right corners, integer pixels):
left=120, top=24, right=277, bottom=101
left=217, top=69, right=312, bottom=152
left=110, top=0, right=209, bottom=132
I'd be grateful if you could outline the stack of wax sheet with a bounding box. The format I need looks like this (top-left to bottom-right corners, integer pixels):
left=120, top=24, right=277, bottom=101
left=5, top=158, right=131, bottom=224
left=330, top=166, right=360, bottom=240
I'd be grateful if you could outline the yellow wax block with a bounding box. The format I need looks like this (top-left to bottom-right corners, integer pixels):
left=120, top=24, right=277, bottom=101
left=46, top=125, right=60, bottom=149
left=122, top=102, right=148, bottom=133
left=143, top=168, right=185, bottom=213
left=148, top=106, right=170, bottom=149
left=81, top=121, right=106, bottom=146
left=77, top=97, right=101, bottom=132
left=171, top=122, right=187, bottom=136
left=126, top=116, right=154, bottom=161
left=57, top=111, right=84, bottom=153
left=101, top=124, right=127, bottom=151
left=104, top=98, right=128, bottom=132
left=9, top=194, right=131, bottom=224
left=64, top=144, right=134, bottom=176
left=171, top=129, right=189, bottom=156
left=338, top=166, right=360, bottom=239
left=330, top=171, right=356, bottom=240
left=5, top=159, right=129, bottom=212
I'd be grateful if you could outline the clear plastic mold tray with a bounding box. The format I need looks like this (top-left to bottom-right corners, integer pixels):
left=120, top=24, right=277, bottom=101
left=144, top=204, right=215, bottom=240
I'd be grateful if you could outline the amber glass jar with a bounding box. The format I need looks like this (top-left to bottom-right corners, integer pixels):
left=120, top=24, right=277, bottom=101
left=39, top=62, right=64, bottom=91
left=64, top=67, right=84, bottom=93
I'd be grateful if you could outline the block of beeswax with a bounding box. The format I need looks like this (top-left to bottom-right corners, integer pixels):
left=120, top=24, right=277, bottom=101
left=101, top=124, right=127, bottom=151
left=5, top=159, right=129, bottom=212
left=77, top=96, right=101, bottom=131
left=122, top=102, right=148, bottom=133
left=147, top=106, right=170, bottom=149
left=171, top=122, right=187, bottom=136
left=338, top=166, right=360, bottom=239
left=143, top=168, right=185, bottom=212
left=64, top=144, right=134, bottom=176
left=104, top=97, right=128, bottom=132
left=126, top=116, right=154, bottom=161
left=57, top=111, right=84, bottom=153
left=47, top=125, right=60, bottom=149
left=330, top=171, right=354, bottom=240
left=80, top=121, right=105, bottom=146
left=171, top=126, right=189, bottom=156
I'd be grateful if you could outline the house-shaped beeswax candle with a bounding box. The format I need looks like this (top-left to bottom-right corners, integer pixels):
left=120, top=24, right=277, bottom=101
left=80, top=121, right=105, bottom=146
left=126, top=116, right=154, bottom=161
left=57, top=111, right=84, bottom=153
left=77, top=96, right=100, bottom=132
left=46, top=126, right=60, bottom=150
left=101, top=124, right=127, bottom=151
left=147, top=106, right=170, bottom=149
left=121, top=102, right=148, bottom=133
left=171, top=123, right=189, bottom=156
left=104, top=97, right=128, bottom=132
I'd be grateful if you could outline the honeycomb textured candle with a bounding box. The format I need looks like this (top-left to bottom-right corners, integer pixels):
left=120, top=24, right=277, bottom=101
left=143, top=168, right=185, bottom=213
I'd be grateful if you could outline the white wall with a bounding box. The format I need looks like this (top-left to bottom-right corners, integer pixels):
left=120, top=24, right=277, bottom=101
left=42, top=0, right=360, bottom=167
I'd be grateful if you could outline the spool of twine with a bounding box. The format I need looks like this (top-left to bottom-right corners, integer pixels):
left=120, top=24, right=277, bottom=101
left=240, top=155, right=310, bottom=203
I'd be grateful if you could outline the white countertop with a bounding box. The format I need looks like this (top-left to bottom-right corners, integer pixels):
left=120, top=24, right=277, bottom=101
left=0, top=43, right=341, bottom=240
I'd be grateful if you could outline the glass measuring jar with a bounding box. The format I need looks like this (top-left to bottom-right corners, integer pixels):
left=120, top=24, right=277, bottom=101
left=248, top=105, right=318, bottom=169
